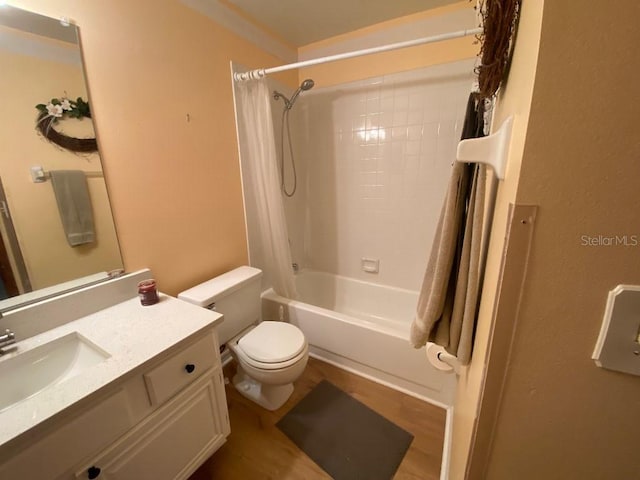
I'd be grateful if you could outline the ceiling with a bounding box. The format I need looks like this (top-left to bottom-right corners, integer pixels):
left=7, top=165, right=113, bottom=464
left=224, top=0, right=462, bottom=47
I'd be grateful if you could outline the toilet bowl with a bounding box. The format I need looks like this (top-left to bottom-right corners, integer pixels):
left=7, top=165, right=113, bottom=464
left=227, top=321, right=308, bottom=410
left=178, top=266, right=308, bottom=411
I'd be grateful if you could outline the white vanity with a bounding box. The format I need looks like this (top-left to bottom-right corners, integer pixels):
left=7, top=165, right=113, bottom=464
left=0, top=270, right=230, bottom=479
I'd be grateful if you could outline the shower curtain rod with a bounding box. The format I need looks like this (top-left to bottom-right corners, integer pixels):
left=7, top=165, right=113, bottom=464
left=233, top=27, right=482, bottom=81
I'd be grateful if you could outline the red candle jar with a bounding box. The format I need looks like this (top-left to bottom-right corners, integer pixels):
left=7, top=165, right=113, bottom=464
left=138, top=279, right=159, bottom=306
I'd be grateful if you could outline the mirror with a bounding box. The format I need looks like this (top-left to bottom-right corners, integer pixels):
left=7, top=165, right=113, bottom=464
left=0, top=5, right=123, bottom=312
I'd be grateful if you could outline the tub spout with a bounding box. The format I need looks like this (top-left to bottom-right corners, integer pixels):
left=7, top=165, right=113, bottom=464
left=0, top=329, right=16, bottom=355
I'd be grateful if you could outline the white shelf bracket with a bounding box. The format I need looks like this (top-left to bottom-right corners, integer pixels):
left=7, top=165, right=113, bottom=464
left=30, top=165, right=46, bottom=183
left=456, top=115, right=514, bottom=180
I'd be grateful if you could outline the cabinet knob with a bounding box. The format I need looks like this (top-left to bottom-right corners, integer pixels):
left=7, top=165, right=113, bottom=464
left=87, top=466, right=101, bottom=479
left=185, top=363, right=195, bottom=374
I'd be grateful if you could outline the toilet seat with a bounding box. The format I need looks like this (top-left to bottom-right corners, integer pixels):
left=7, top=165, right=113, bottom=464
left=233, top=321, right=307, bottom=371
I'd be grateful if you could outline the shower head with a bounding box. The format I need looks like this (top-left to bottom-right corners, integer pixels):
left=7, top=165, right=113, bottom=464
left=273, top=78, right=315, bottom=110
left=300, top=78, right=315, bottom=91
left=287, top=78, right=315, bottom=109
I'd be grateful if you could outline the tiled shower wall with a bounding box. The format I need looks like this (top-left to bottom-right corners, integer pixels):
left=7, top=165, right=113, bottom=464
left=285, top=59, right=476, bottom=291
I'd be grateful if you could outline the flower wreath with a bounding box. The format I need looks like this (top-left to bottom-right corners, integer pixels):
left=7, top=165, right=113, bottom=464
left=35, top=96, right=98, bottom=153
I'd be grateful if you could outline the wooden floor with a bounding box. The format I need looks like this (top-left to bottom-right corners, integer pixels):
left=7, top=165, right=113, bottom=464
left=190, top=358, right=446, bottom=480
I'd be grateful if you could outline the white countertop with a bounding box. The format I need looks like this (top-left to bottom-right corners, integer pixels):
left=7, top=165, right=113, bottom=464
left=0, top=294, right=223, bottom=449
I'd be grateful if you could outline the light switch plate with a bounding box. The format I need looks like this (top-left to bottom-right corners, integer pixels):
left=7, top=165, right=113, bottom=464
left=593, top=285, right=640, bottom=376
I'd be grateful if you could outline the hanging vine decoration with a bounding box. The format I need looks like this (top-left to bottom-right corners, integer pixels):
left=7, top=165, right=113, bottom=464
left=474, top=0, right=522, bottom=100
left=35, top=96, right=98, bottom=153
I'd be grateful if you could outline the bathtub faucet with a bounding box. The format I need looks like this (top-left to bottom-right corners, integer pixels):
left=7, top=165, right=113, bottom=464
left=292, top=263, right=299, bottom=273
left=0, top=329, right=16, bottom=355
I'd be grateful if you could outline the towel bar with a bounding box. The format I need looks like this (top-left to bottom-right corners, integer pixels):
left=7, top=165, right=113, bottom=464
left=30, top=165, right=103, bottom=183
left=456, top=115, right=514, bottom=180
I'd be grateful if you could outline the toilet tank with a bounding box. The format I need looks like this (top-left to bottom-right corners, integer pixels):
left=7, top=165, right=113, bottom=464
left=178, top=266, right=262, bottom=345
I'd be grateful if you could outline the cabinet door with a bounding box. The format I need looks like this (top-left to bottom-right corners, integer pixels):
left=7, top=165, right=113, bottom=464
left=78, top=372, right=228, bottom=480
left=0, top=388, right=134, bottom=480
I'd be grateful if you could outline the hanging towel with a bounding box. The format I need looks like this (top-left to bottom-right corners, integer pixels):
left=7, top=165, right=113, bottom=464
left=49, top=170, right=95, bottom=247
left=410, top=93, right=486, bottom=365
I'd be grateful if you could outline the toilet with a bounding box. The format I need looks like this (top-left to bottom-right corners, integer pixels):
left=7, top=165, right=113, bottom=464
left=178, top=266, right=308, bottom=411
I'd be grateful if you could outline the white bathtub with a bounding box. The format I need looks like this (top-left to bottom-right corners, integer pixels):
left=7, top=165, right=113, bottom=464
left=262, top=270, right=455, bottom=406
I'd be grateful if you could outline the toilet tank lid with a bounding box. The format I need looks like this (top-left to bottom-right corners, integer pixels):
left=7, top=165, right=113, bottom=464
left=178, top=266, right=262, bottom=307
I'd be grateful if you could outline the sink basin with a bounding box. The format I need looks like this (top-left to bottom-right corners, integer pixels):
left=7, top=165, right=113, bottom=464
left=0, top=332, right=110, bottom=412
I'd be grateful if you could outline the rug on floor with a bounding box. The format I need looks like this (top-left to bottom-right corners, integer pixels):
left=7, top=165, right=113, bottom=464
left=277, top=380, right=414, bottom=480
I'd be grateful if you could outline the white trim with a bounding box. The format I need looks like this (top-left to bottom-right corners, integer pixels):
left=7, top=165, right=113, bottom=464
left=180, top=0, right=296, bottom=64
left=440, top=406, right=454, bottom=480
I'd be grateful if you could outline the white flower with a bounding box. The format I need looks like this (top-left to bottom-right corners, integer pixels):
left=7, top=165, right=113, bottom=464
left=46, top=103, right=63, bottom=117
left=60, top=98, right=72, bottom=111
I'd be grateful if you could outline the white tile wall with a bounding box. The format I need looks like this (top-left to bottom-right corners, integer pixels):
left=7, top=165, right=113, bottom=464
left=288, top=59, right=476, bottom=290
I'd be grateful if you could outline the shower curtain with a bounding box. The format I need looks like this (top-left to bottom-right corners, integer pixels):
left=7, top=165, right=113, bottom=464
left=235, top=77, right=297, bottom=298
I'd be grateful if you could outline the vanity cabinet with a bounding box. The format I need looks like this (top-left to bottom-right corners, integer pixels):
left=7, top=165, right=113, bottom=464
left=0, top=327, right=229, bottom=480
left=74, top=371, right=227, bottom=480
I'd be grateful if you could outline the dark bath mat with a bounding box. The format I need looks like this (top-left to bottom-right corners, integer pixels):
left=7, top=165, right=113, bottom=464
left=277, top=380, right=413, bottom=480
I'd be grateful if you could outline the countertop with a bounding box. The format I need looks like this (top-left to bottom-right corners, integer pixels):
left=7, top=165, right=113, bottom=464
left=0, top=294, right=223, bottom=450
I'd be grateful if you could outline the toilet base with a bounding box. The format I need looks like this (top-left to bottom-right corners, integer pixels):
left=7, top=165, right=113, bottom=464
left=232, top=369, right=294, bottom=411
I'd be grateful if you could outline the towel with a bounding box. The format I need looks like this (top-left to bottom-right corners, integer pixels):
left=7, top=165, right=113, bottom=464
left=49, top=170, right=95, bottom=247
left=410, top=93, right=486, bottom=365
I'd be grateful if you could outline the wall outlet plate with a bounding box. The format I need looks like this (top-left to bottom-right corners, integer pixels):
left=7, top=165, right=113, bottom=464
left=592, top=285, right=640, bottom=376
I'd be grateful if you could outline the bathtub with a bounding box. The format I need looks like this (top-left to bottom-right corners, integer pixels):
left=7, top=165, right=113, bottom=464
left=262, top=270, right=455, bottom=406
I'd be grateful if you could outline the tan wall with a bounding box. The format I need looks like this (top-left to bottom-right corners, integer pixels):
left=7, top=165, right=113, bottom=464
left=8, top=0, right=297, bottom=296
left=482, top=1, right=640, bottom=478
left=298, top=1, right=478, bottom=87
left=0, top=41, right=121, bottom=290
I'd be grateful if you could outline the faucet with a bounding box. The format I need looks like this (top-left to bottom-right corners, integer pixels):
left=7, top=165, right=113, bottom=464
left=0, top=329, right=16, bottom=354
